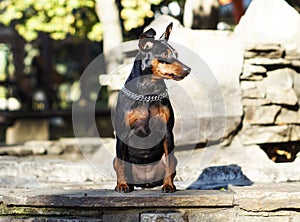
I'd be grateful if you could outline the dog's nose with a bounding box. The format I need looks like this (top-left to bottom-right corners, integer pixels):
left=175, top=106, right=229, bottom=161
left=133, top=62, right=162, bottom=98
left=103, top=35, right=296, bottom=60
left=183, top=66, right=191, bottom=75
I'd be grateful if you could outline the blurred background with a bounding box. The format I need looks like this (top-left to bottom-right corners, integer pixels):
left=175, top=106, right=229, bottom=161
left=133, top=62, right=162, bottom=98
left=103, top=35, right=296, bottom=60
left=0, top=0, right=299, bottom=143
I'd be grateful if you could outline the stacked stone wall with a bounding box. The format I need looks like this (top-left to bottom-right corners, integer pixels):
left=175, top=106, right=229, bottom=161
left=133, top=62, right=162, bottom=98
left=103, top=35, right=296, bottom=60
left=239, top=43, right=300, bottom=145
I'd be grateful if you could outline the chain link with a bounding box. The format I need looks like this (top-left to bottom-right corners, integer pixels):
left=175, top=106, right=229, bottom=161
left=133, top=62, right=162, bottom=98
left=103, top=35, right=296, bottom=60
left=121, top=86, right=168, bottom=102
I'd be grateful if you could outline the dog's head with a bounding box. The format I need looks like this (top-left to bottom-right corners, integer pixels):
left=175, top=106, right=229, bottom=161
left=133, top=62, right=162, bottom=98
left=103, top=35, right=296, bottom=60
left=138, top=23, right=191, bottom=81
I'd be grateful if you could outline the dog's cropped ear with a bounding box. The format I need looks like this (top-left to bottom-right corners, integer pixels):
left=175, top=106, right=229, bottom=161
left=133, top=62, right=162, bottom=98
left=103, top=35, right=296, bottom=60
left=160, top=22, right=173, bottom=41
left=139, top=28, right=156, bottom=51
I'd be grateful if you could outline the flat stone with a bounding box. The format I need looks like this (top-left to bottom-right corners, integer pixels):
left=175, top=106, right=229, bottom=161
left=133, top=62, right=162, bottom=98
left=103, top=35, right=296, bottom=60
left=266, top=88, right=298, bottom=106
left=24, top=140, right=60, bottom=155
left=275, top=108, right=300, bottom=124
left=244, top=43, right=284, bottom=59
left=246, top=58, right=291, bottom=66
left=264, top=68, right=294, bottom=89
left=140, top=212, right=185, bottom=222
left=240, top=125, right=300, bottom=145
left=242, top=98, right=271, bottom=106
left=291, top=60, right=300, bottom=68
left=243, top=63, right=267, bottom=74
left=241, top=74, right=264, bottom=81
left=241, top=81, right=266, bottom=99
left=243, top=51, right=258, bottom=59
left=0, top=189, right=234, bottom=208
left=241, top=63, right=267, bottom=80
left=0, top=145, right=46, bottom=156
left=260, top=68, right=298, bottom=105
left=285, top=45, right=300, bottom=60
left=230, top=183, right=300, bottom=211
left=291, top=71, right=300, bottom=105
left=245, top=43, right=283, bottom=52
left=244, top=105, right=281, bottom=125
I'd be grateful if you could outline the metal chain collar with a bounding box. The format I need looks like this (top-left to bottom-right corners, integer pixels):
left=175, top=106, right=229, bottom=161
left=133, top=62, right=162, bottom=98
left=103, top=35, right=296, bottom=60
left=121, top=86, right=168, bottom=102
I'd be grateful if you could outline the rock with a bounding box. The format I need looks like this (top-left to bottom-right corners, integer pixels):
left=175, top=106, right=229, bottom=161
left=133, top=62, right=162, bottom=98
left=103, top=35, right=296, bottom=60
left=241, top=81, right=266, bottom=99
left=240, top=125, right=300, bottom=145
left=240, top=74, right=264, bottom=81
left=0, top=145, right=39, bottom=156
left=243, top=63, right=267, bottom=74
left=285, top=50, right=300, bottom=60
left=140, top=212, right=185, bottom=222
left=187, top=165, right=253, bottom=190
left=246, top=58, right=291, bottom=66
left=234, top=0, right=300, bottom=50
left=230, top=183, right=300, bottom=212
left=264, top=68, right=294, bottom=89
left=291, top=68, right=300, bottom=102
left=262, top=68, right=298, bottom=106
left=244, top=43, right=284, bottom=59
left=244, top=105, right=281, bottom=125
left=24, top=141, right=53, bottom=155
left=58, top=138, right=102, bottom=155
left=266, top=88, right=298, bottom=106
left=275, top=108, right=300, bottom=124
left=291, top=60, right=300, bottom=69
left=240, top=63, right=266, bottom=81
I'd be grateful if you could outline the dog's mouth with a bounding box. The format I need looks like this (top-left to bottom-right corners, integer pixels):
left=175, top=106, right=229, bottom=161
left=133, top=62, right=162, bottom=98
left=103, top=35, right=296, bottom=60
left=166, top=69, right=190, bottom=81
left=167, top=73, right=185, bottom=81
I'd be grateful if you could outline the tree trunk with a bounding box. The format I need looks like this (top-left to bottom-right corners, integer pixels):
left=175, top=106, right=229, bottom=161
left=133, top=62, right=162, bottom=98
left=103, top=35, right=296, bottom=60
left=96, top=0, right=123, bottom=74
left=95, top=0, right=124, bottom=107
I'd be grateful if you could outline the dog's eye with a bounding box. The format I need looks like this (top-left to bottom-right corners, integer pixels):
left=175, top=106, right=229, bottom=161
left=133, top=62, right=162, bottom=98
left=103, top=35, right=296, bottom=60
left=161, top=52, right=168, bottom=59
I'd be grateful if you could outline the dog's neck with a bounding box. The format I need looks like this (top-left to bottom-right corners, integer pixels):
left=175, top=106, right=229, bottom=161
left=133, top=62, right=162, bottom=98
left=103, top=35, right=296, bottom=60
left=125, top=53, right=167, bottom=96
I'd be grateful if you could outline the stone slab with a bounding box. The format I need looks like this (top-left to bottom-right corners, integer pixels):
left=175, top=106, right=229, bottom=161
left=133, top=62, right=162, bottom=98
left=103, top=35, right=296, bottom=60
left=246, top=58, right=291, bottom=66
left=244, top=43, right=284, bottom=59
left=241, top=81, right=266, bottom=99
left=266, top=88, right=298, bottom=106
left=275, top=107, right=300, bottom=124
left=264, top=68, right=294, bottom=90
left=240, top=125, right=300, bottom=144
left=0, top=189, right=234, bottom=208
left=230, top=183, right=300, bottom=212
left=244, top=105, right=281, bottom=125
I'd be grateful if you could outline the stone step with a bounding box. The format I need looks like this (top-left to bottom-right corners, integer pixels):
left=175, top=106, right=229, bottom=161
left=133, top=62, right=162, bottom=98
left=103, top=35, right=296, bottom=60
left=0, top=183, right=300, bottom=221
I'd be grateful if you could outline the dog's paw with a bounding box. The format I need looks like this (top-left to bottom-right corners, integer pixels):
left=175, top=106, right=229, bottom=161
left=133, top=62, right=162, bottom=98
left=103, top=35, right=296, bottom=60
left=161, top=183, right=176, bottom=193
left=115, top=183, right=133, bottom=193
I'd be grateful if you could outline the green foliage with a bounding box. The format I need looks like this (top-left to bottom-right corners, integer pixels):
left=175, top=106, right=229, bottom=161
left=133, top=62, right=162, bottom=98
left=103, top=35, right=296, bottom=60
left=0, top=0, right=102, bottom=41
left=0, top=0, right=181, bottom=42
left=121, top=0, right=163, bottom=31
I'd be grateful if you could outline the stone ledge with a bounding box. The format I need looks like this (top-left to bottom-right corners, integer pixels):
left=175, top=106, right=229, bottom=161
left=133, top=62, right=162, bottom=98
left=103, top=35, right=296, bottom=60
left=0, top=183, right=300, bottom=221
left=1, top=183, right=299, bottom=211
left=0, top=189, right=233, bottom=208
left=230, top=183, right=300, bottom=212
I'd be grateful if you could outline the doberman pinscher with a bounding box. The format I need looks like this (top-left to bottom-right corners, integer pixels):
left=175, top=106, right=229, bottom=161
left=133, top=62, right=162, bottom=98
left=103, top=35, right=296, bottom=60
left=113, top=23, right=191, bottom=193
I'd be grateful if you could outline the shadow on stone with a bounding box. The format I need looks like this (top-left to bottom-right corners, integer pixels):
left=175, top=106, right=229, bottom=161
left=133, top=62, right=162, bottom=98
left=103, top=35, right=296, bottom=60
left=187, top=165, right=253, bottom=190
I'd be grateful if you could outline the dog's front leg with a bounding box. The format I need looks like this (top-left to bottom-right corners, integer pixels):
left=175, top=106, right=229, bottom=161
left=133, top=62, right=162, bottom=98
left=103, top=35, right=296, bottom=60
left=161, top=131, right=177, bottom=193
left=114, top=138, right=133, bottom=193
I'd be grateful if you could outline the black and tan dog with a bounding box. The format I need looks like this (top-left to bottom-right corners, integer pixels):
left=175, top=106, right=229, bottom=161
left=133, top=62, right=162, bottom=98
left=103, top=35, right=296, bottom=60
left=113, top=23, right=191, bottom=193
